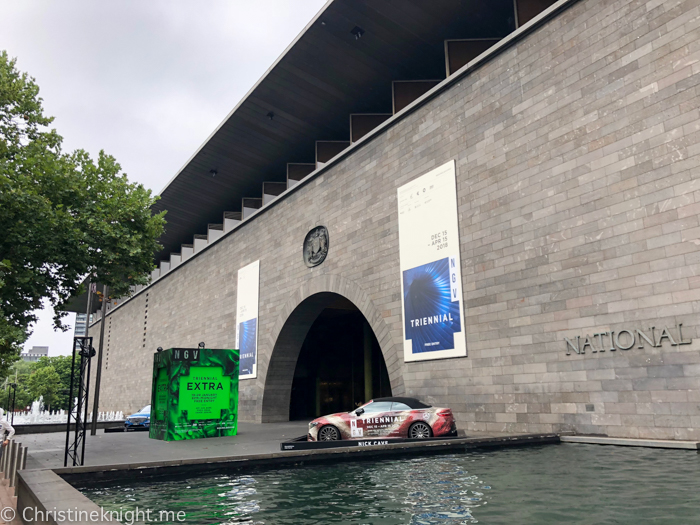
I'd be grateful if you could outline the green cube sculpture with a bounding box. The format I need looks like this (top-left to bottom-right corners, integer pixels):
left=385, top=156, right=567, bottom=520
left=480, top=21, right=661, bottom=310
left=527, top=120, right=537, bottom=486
left=149, top=348, right=240, bottom=441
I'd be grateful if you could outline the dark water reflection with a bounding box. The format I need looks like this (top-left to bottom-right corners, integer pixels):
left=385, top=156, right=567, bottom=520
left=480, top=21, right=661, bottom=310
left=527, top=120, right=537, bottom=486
left=80, top=444, right=700, bottom=524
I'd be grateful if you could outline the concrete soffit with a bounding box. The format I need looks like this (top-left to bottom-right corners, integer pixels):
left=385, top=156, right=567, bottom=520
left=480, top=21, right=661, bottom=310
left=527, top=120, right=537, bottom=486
left=90, top=0, right=581, bottom=328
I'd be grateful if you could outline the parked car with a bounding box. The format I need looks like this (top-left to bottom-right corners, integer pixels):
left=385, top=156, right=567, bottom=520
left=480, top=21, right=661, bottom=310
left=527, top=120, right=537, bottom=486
left=124, top=405, right=151, bottom=429
left=308, top=396, right=457, bottom=441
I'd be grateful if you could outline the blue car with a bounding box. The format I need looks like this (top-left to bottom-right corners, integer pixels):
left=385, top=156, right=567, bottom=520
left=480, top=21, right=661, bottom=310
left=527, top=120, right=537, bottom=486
left=124, top=405, right=151, bottom=429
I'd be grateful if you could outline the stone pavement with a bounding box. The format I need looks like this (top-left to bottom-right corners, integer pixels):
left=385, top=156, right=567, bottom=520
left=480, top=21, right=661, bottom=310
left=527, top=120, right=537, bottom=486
left=0, top=478, right=22, bottom=525
left=22, top=421, right=310, bottom=470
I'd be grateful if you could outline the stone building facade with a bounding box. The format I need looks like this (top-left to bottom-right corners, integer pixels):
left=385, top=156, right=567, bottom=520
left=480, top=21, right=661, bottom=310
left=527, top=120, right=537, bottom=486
left=92, top=0, right=700, bottom=440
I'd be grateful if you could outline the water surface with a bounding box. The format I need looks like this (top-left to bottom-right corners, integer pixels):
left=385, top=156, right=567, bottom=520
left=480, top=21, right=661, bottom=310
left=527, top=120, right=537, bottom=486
left=80, top=444, right=700, bottom=524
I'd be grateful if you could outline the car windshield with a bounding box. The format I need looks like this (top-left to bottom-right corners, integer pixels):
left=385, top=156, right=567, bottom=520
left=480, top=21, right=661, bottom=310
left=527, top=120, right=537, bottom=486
left=140, top=405, right=151, bottom=414
left=352, top=400, right=393, bottom=414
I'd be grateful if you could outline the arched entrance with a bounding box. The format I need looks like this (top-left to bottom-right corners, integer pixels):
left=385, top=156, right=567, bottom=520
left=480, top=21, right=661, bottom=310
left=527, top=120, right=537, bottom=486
left=289, top=294, right=391, bottom=419
left=261, top=277, right=401, bottom=423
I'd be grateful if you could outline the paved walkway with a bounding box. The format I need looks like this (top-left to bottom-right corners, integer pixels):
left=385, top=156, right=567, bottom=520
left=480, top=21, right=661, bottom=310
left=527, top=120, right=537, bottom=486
left=0, top=477, right=21, bottom=525
left=22, top=421, right=310, bottom=470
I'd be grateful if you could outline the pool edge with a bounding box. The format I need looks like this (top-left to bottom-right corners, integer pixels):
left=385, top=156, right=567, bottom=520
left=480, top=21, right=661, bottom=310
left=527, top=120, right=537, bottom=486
left=18, top=432, right=560, bottom=525
left=560, top=435, right=700, bottom=449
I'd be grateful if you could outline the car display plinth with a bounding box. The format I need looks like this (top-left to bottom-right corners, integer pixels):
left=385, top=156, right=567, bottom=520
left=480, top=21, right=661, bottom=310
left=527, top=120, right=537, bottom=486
left=280, top=434, right=461, bottom=451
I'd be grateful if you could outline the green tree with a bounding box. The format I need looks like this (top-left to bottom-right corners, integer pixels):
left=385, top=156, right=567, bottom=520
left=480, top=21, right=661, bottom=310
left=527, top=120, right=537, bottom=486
left=0, top=51, right=166, bottom=372
left=0, top=359, right=32, bottom=412
left=1, top=360, right=38, bottom=412
left=0, top=356, right=79, bottom=413
left=27, top=365, right=61, bottom=411
left=0, top=311, right=22, bottom=375
left=2, top=381, right=33, bottom=414
left=33, top=355, right=78, bottom=410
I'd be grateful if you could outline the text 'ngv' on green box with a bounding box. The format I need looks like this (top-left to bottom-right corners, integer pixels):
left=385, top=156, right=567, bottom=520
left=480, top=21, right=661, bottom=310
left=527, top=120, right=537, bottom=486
left=149, top=348, right=240, bottom=441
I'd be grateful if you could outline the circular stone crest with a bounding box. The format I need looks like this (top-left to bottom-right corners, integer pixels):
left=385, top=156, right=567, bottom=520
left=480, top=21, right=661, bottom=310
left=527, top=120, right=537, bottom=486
left=303, top=226, right=329, bottom=268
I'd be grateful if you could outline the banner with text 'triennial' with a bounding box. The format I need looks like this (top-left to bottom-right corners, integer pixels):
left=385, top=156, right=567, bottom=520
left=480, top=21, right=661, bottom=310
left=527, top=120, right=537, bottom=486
left=398, top=160, right=467, bottom=362
left=236, top=260, right=260, bottom=379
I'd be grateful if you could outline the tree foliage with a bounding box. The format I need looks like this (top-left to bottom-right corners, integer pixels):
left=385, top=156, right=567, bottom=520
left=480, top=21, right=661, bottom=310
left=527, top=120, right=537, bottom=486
left=33, top=355, right=78, bottom=410
left=0, top=51, right=166, bottom=370
left=1, top=356, right=79, bottom=412
left=1, top=359, right=33, bottom=411
left=27, top=365, right=61, bottom=411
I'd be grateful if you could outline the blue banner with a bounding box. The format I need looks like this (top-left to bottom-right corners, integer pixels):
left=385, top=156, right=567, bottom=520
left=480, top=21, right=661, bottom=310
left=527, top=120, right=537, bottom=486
left=403, top=257, right=461, bottom=352
left=238, top=318, right=257, bottom=376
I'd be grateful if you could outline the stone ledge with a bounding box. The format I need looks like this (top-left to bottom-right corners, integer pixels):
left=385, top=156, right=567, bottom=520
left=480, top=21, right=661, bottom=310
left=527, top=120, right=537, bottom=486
left=17, top=470, right=112, bottom=525
left=560, top=436, right=700, bottom=450
left=14, top=421, right=125, bottom=435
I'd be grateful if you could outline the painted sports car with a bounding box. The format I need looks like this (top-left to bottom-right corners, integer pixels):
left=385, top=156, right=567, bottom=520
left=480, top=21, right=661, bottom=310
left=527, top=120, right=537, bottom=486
left=308, top=396, right=457, bottom=441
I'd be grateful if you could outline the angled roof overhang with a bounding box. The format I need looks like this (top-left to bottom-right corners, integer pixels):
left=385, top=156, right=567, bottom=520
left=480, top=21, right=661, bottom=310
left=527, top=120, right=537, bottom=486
left=151, top=0, right=516, bottom=261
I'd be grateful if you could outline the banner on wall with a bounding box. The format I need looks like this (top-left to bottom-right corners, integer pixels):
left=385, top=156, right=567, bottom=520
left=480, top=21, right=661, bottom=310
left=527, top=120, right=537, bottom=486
left=397, top=160, right=467, bottom=362
left=236, top=260, right=260, bottom=379
left=149, top=347, right=240, bottom=442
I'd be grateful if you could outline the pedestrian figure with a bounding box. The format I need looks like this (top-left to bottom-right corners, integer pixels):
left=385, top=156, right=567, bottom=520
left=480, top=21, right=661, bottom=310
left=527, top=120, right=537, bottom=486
left=0, top=408, right=15, bottom=449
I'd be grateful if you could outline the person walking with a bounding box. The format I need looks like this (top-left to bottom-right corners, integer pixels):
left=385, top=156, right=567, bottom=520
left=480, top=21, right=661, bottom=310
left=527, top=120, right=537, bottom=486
left=0, top=408, right=15, bottom=448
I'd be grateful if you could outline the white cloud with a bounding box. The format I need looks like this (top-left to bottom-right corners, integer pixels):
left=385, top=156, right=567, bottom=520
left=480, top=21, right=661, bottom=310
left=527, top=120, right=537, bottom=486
left=1, top=0, right=327, bottom=353
left=22, top=301, right=76, bottom=357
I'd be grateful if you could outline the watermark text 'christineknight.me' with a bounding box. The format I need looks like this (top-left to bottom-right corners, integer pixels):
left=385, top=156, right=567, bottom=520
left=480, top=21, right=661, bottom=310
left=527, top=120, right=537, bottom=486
left=19, top=506, right=186, bottom=524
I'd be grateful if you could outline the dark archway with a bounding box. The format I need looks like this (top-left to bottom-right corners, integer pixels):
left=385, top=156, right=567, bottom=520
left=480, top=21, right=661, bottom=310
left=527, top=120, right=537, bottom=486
left=289, top=295, right=391, bottom=419
left=261, top=280, right=401, bottom=423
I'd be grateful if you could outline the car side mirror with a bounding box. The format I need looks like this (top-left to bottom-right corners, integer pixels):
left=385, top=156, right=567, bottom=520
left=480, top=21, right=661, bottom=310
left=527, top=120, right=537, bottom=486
left=355, top=408, right=364, bottom=416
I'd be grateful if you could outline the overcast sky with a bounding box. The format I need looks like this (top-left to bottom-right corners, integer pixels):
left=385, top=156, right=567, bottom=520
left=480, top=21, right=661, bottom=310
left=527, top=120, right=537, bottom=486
left=1, top=0, right=327, bottom=356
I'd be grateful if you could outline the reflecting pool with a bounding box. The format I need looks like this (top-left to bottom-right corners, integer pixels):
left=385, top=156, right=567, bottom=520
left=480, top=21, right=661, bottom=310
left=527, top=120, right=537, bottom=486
left=79, top=444, right=700, bottom=524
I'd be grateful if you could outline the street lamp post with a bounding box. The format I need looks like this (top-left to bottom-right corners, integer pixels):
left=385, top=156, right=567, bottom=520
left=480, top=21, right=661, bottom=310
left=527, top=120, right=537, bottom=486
left=90, top=284, right=109, bottom=436
left=9, top=384, right=16, bottom=426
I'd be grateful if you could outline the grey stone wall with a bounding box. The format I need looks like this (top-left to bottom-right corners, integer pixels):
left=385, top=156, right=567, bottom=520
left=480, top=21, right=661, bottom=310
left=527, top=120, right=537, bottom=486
left=92, top=0, right=700, bottom=439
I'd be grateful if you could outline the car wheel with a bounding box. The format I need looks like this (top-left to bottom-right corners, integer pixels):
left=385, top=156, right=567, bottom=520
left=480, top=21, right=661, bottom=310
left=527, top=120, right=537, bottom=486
left=409, top=422, right=432, bottom=439
left=318, top=425, right=340, bottom=441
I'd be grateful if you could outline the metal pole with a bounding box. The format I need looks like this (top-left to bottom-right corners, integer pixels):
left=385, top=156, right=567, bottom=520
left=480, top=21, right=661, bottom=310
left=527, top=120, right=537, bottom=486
left=7, top=441, right=16, bottom=487
left=64, top=339, right=78, bottom=467
left=72, top=351, right=85, bottom=466
left=85, top=279, right=94, bottom=339
left=20, top=445, right=27, bottom=471
left=90, top=284, right=108, bottom=435
left=11, top=444, right=21, bottom=487
left=81, top=355, right=92, bottom=465
left=3, top=438, right=10, bottom=475
left=10, top=385, right=16, bottom=426
left=74, top=279, right=94, bottom=463
left=70, top=278, right=93, bottom=465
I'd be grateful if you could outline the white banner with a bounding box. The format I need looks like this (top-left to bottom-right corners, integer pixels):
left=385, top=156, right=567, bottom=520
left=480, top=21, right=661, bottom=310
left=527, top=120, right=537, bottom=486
left=236, top=260, right=260, bottom=379
left=397, top=160, right=467, bottom=362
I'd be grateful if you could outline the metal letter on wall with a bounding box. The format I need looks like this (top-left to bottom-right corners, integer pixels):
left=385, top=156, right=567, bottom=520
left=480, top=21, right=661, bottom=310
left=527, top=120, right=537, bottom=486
left=236, top=260, right=260, bottom=379
left=397, top=160, right=467, bottom=362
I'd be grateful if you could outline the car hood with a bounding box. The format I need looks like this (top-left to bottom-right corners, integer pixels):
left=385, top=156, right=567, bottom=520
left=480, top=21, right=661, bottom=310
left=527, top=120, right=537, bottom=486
left=128, top=412, right=150, bottom=418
